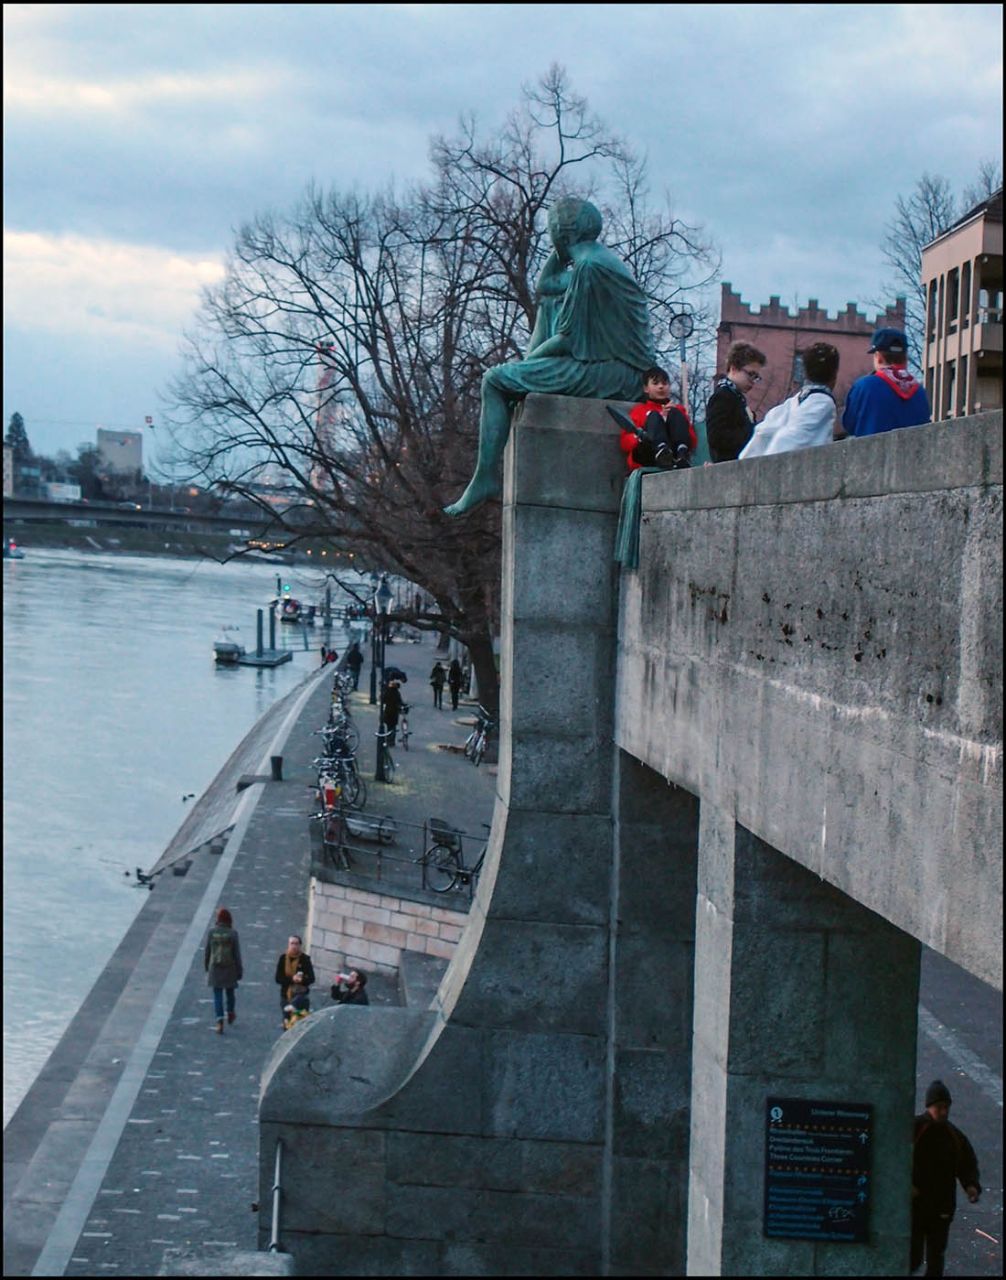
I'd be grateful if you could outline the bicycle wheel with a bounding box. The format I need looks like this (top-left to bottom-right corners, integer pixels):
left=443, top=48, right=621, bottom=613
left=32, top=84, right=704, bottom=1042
left=400, top=721, right=409, bottom=751
left=425, top=843, right=460, bottom=892
left=347, top=775, right=368, bottom=811
left=383, top=747, right=396, bottom=782
left=463, top=730, right=478, bottom=760
left=472, top=733, right=487, bottom=766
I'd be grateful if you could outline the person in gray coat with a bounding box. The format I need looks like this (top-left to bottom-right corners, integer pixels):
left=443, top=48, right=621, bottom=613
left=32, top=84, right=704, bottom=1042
left=204, top=907, right=243, bottom=1033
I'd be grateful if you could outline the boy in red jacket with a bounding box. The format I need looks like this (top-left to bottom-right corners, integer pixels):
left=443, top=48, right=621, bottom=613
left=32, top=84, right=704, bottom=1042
left=608, top=366, right=696, bottom=472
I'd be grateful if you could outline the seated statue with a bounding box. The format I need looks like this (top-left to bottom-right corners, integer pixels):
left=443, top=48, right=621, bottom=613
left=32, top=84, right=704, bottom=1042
left=444, top=197, right=654, bottom=516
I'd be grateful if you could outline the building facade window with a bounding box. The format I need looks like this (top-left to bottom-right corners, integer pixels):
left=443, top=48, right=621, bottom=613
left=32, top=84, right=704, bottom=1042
left=961, top=261, right=972, bottom=326
left=943, top=359, right=956, bottom=418
left=947, top=268, right=960, bottom=330
left=792, top=353, right=805, bottom=385
left=958, top=355, right=968, bottom=416
left=927, top=280, right=938, bottom=342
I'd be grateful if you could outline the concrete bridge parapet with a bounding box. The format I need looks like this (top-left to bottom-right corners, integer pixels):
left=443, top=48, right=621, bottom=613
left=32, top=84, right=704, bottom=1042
left=257, top=401, right=1001, bottom=1276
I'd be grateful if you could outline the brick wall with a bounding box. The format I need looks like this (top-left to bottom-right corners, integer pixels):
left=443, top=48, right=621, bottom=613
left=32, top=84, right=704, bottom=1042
left=306, top=879, right=468, bottom=979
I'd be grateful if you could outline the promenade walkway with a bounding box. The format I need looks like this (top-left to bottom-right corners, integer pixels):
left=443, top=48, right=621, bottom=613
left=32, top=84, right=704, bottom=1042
left=3, top=634, right=495, bottom=1277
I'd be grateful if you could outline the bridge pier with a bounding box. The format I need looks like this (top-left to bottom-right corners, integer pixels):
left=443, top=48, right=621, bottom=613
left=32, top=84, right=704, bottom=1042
left=687, top=807, right=921, bottom=1275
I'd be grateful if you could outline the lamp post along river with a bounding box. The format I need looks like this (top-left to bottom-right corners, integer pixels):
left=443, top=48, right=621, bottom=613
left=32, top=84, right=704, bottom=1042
left=374, top=575, right=393, bottom=782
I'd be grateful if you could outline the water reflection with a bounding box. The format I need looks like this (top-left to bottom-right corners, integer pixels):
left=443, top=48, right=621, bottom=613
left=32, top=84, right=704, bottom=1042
left=2, top=549, right=351, bottom=1124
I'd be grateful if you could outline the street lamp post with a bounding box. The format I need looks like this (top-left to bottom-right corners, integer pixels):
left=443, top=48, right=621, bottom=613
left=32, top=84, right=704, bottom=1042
left=374, top=575, right=394, bottom=782
left=368, top=572, right=380, bottom=705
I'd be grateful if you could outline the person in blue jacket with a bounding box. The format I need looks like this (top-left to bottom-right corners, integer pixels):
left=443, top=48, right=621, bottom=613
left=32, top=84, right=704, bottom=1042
left=843, top=327, right=931, bottom=437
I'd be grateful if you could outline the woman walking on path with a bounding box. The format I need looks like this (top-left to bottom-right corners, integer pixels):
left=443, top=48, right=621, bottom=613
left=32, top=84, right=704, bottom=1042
left=447, top=659, right=463, bottom=711
left=204, top=907, right=243, bottom=1034
left=274, top=935, right=316, bottom=1030
left=429, top=662, right=446, bottom=709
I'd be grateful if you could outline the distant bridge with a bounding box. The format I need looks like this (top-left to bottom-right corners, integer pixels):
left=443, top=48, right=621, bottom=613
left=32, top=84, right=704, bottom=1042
left=2, top=495, right=285, bottom=536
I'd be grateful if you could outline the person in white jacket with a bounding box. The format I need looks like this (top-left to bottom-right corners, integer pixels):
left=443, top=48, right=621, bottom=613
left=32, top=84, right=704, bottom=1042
left=740, top=342, right=841, bottom=460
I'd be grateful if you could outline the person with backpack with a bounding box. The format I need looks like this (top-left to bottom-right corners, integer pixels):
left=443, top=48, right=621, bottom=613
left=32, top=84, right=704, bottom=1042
left=739, top=343, right=842, bottom=459
left=204, top=907, right=243, bottom=1034
left=912, top=1079, right=981, bottom=1276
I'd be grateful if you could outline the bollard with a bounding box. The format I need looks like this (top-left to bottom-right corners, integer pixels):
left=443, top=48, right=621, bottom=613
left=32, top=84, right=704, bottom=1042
left=269, top=603, right=277, bottom=651
left=256, top=608, right=264, bottom=656
left=270, top=755, right=283, bottom=782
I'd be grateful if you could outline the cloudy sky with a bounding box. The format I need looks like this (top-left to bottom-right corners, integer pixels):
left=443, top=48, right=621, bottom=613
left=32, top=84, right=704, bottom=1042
left=3, top=2, right=1002, bottom=464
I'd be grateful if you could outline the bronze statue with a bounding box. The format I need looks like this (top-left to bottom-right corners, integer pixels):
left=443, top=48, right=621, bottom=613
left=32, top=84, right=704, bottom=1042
left=444, top=197, right=654, bottom=515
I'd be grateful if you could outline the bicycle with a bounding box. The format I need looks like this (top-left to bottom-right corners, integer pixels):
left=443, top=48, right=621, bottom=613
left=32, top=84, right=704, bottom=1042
left=313, top=755, right=367, bottom=811
left=398, top=703, right=411, bottom=751
left=416, top=820, right=491, bottom=893
left=310, top=801, right=353, bottom=870
left=375, top=726, right=397, bottom=783
left=464, top=706, right=495, bottom=766
left=463, top=705, right=493, bottom=760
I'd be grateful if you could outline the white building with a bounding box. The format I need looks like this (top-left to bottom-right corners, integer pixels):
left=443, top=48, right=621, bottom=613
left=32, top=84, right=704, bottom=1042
left=3, top=444, right=13, bottom=497
left=97, top=428, right=143, bottom=476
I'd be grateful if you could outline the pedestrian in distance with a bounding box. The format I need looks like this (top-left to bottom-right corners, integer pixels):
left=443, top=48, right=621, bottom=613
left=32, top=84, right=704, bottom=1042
left=447, top=658, right=463, bottom=711
left=346, top=642, right=364, bottom=690
left=204, top=907, right=243, bottom=1034
left=383, top=678, right=403, bottom=745
left=706, top=341, right=767, bottom=462
left=911, top=1079, right=981, bottom=1277
left=842, top=326, right=931, bottom=438
left=274, top=935, right=316, bottom=1030
left=319, top=645, right=328, bottom=666
left=282, top=972, right=312, bottom=1030
left=430, top=661, right=446, bottom=709
left=331, top=968, right=370, bottom=1006
left=740, top=342, right=842, bottom=459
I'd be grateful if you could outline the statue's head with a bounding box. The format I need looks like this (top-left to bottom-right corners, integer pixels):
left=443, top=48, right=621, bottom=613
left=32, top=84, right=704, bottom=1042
left=548, top=198, right=603, bottom=250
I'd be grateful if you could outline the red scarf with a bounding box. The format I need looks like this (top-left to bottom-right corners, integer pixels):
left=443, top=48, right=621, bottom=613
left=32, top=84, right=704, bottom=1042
left=874, top=366, right=920, bottom=400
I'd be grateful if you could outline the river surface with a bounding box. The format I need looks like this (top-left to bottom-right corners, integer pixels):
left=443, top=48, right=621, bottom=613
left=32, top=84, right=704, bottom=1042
left=2, top=548, right=354, bottom=1126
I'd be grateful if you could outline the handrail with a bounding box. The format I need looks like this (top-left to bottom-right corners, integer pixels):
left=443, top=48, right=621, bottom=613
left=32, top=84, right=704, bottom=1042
left=267, top=1137, right=283, bottom=1252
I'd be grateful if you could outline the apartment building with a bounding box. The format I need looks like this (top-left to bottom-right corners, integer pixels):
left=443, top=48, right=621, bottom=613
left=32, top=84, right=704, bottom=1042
left=921, top=188, right=1003, bottom=419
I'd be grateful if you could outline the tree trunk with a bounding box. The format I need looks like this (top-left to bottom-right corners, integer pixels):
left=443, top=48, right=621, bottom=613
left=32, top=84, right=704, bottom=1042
left=466, top=630, right=498, bottom=720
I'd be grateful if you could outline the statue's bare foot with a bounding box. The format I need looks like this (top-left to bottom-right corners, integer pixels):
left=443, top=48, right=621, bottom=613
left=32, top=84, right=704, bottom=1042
left=443, top=472, right=501, bottom=517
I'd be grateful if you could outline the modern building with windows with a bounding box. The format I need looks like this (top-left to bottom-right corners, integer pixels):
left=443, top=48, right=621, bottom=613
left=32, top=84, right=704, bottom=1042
left=921, top=187, right=1003, bottom=420
left=96, top=428, right=143, bottom=476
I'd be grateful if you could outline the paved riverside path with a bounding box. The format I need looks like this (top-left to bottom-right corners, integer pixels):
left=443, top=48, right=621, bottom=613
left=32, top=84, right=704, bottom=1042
left=3, top=636, right=496, bottom=1278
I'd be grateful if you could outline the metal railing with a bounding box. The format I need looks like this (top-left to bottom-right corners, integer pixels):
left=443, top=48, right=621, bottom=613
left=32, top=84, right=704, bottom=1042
left=309, top=809, right=485, bottom=901
left=267, top=1138, right=283, bottom=1253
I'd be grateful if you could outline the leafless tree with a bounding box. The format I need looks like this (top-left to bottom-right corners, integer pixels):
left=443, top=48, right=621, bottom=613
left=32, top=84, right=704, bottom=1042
left=166, top=67, right=717, bottom=714
left=877, top=160, right=1002, bottom=369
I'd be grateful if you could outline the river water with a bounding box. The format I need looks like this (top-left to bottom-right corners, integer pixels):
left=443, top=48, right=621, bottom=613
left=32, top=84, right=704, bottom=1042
left=2, top=548, right=353, bottom=1126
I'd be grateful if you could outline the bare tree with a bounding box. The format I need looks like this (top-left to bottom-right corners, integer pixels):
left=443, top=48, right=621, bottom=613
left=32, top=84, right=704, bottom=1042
left=166, top=67, right=718, bottom=714
left=877, top=160, right=1003, bottom=369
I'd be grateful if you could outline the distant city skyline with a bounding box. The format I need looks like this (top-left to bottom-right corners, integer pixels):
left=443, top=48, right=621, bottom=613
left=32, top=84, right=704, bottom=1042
left=4, top=3, right=1002, bottom=462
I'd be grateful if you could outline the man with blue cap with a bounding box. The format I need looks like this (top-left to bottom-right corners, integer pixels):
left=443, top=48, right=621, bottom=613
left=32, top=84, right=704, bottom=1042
left=843, top=327, right=931, bottom=437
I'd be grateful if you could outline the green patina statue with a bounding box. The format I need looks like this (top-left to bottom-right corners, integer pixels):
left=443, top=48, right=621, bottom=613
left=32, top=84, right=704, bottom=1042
left=444, top=197, right=654, bottom=516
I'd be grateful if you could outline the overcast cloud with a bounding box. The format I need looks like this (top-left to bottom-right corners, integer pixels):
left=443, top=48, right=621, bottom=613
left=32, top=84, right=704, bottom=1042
left=3, top=3, right=1002, bottom=460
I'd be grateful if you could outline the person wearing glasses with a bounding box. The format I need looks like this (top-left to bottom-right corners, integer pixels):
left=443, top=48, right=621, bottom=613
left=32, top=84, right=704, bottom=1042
left=706, top=342, right=767, bottom=462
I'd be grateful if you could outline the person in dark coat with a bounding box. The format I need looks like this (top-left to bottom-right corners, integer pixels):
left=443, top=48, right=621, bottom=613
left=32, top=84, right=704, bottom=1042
left=447, top=659, right=463, bottom=710
left=274, top=935, right=316, bottom=1029
left=429, top=662, right=446, bottom=709
left=346, top=642, right=364, bottom=690
left=911, top=1079, right=981, bottom=1276
left=204, top=907, right=243, bottom=1034
left=331, top=968, right=370, bottom=1006
left=705, top=341, right=767, bottom=462
left=382, top=679, right=403, bottom=745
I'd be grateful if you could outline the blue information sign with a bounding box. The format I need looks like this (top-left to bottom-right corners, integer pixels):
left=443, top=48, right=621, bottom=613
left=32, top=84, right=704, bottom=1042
left=764, top=1097, right=873, bottom=1242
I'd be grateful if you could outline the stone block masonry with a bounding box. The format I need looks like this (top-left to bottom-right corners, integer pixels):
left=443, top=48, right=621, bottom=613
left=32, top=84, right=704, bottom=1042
left=306, top=879, right=468, bottom=977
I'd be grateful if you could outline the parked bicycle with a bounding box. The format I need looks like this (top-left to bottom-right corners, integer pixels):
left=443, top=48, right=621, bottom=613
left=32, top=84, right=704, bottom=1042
left=463, top=705, right=495, bottom=766
left=398, top=703, right=411, bottom=751
left=416, top=819, right=491, bottom=893
left=375, top=726, right=397, bottom=782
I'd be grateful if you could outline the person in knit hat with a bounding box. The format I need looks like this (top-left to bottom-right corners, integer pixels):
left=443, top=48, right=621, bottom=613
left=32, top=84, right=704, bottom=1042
left=911, top=1079, right=981, bottom=1276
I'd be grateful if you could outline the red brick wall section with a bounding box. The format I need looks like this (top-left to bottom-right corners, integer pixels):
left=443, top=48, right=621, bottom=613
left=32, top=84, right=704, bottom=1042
left=715, top=284, right=906, bottom=418
left=307, top=879, right=468, bottom=977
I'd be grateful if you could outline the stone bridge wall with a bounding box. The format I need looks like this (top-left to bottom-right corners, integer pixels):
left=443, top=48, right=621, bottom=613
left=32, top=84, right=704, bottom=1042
left=617, top=410, right=1002, bottom=990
